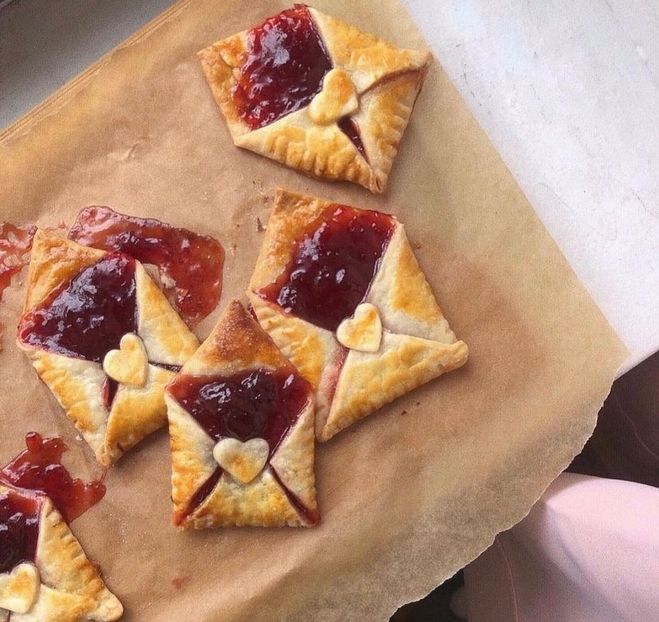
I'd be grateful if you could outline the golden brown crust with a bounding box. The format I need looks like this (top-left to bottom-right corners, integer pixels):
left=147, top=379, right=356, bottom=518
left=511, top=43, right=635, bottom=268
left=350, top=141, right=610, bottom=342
left=367, top=225, right=457, bottom=343
left=22, top=230, right=105, bottom=314
left=321, top=334, right=468, bottom=441
left=17, top=233, right=198, bottom=467
left=247, top=189, right=469, bottom=441
left=166, top=300, right=318, bottom=528
left=198, top=8, right=431, bottom=193
left=0, top=485, right=122, bottom=621
left=308, top=8, right=430, bottom=93
left=134, top=263, right=199, bottom=365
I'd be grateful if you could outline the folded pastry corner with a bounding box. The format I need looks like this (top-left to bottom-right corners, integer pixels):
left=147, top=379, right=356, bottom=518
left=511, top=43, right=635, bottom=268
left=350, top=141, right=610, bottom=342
left=16, top=229, right=199, bottom=467
left=165, top=299, right=318, bottom=528
left=0, top=484, right=123, bottom=622
left=198, top=4, right=431, bottom=193
left=247, top=188, right=468, bottom=442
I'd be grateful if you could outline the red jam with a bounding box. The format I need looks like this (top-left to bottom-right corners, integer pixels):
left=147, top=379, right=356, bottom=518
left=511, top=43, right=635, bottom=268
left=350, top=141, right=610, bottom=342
left=338, top=116, right=367, bottom=159
left=0, top=489, right=40, bottom=573
left=168, top=369, right=310, bottom=452
left=232, top=5, right=332, bottom=129
left=259, top=204, right=395, bottom=331
left=168, top=369, right=312, bottom=521
left=0, top=223, right=35, bottom=303
left=0, top=433, right=106, bottom=524
left=69, top=206, right=224, bottom=326
left=18, top=253, right=137, bottom=364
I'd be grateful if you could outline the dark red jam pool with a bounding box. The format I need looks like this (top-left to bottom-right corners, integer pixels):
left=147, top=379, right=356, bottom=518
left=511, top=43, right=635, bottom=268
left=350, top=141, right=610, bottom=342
left=18, top=253, right=137, bottom=364
left=0, top=488, right=40, bottom=573
left=337, top=116, right=367, bottom=159
left=0, top=433, right=106, bottom=524
left=168, top=369, right=310, bottom=453
left=258, top=204, right=395, bottom=331
left=69, top=206, right=224, bottom=327
left=232, top=5, right=332, bottom=129
left=168, top=368, right=313, bottom=521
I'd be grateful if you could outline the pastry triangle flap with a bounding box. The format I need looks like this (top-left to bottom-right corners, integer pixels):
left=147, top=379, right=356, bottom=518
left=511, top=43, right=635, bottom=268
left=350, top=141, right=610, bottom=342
left=320, top=333, right=468, bottom=441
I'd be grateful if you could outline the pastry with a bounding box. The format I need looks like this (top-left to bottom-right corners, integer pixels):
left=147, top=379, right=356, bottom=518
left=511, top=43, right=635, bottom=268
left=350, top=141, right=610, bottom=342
left=198, top=4, right=431, bottom=193
left=0, top=484, right=122, bottom=622
left=165, top=300, right=318, bottom=528
left=248, top=189, right=469, bottom=441
left=16, top=230, right=199, bottom=467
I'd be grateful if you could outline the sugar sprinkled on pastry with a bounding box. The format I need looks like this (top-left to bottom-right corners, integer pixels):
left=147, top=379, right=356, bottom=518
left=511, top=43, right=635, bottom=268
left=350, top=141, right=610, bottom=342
left=16, top=230, right=199, bottom=467
left=248, top=189, right=469, bottom=441
left=165, top=300, right=318, bottom=528
left=198, top=4, right=431, bottom=193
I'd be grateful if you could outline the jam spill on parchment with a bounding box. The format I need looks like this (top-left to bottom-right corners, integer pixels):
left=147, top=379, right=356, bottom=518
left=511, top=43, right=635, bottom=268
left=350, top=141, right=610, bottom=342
left=0, top=433, right=105, bottom=573
left=69, top=206, right=224, bottom=327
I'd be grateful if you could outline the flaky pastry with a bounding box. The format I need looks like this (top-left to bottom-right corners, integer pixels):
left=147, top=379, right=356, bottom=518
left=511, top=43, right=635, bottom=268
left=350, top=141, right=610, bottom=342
left=248, top=189, right=469, bottom=441
left=198, top=4, right=431, bottom=193
left=165, top=300, right=318, bottom=528
left=16, top=231, right=199, bottom=467
left=0, top=484, right=122, bottom=622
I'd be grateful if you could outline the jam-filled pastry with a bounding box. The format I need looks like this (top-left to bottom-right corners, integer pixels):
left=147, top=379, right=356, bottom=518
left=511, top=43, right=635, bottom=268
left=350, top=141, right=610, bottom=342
left=165, top=300, right=318, bottom=528
left=198, top=4, right=431, bottom=193
left=16, top=230, right=199, bottom=467
left=247, top=189, right=469, bottom=442
left=0, top=484, right=122, bottom=622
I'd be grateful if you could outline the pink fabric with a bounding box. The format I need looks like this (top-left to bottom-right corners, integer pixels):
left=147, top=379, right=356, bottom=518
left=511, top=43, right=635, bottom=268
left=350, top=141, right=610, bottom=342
left=464, top=473, right=659, bottom=622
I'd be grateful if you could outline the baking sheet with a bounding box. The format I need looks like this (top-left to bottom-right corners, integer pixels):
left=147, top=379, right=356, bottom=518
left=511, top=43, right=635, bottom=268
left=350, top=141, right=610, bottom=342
left=0, top=0, right=627, bottom=620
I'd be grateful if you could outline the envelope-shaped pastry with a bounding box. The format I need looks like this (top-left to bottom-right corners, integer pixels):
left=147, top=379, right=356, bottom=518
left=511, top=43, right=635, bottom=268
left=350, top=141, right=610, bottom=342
left=198, top=4, right=431, bottom=193
left=248, top=189, right=469, bottom=442
left=165, top=300, right=318, bottom=528
left=16, top=230, right=199, bottom=467
left=0, top=484, right=122, bottom=622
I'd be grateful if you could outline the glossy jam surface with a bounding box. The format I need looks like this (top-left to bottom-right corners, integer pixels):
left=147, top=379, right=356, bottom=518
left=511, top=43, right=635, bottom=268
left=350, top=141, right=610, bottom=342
left=233, top=5, right=332, bottom=129
left=0, top=489, right=40, bottom=573
left=338, top=117, right=367, bottom=160
left=0, top=223, right=35, bottom=303
left=18, top=253, right=137, bottom=363
left=69, top=206, right=224, bottom=326
left=259, top=204, right=395, bottom=331
left=168, top=369, right=311, bottom=454
left=0, top=433, right=106, bottom=524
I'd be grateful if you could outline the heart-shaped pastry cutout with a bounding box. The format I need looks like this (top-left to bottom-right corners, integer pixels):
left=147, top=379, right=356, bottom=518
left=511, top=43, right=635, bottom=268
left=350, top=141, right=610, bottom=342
left=212, top=438, right=269, bottom=485
left=308, top=68, right=359, bottom=125
left=0, top=562, right=40, bottom=614
left=336, top=303, right=383, bottom=352
left=103, top=333, right=148, bottom=388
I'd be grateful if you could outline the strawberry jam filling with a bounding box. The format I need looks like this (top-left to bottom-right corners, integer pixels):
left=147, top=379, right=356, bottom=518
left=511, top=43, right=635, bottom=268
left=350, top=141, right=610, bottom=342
left=69, top=206, right=224, bottom=326
left=259, top=204, right=395, bottom=331
left=232, top=5, right=332, bottom=129
left=168, top=369, right=312, bottom=519
left=168, top=369, right=310, bottom=453
left=0, top=433, right=105, bottom=524
left=0, top=489, right=40, bottom=574
left=0, top=433, right=105, bottom=573
left=18, top=253, right=137, bottom=364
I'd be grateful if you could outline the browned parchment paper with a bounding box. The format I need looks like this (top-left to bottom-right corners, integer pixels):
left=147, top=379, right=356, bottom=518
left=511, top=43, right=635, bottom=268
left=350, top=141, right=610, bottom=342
left=0, top=1, right=627, bottom=620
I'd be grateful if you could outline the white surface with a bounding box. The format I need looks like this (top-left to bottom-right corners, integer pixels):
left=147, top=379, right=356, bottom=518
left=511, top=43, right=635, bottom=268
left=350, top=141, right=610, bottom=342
left=1, top=0, right=657, bottom=371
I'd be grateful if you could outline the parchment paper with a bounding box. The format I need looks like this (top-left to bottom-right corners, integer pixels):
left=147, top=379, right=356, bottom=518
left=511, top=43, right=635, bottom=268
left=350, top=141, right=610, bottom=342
left=0, top=1, right=627, bottom=620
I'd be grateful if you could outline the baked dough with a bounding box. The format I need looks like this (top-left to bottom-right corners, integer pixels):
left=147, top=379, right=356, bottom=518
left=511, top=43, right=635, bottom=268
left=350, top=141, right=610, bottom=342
left=198, top=5, right=431, bottom=193
left=0, top=485, right=122, bottom=622
left=248, top=189, right=469, bottom=441
left=165, top=300, right=318, bottom=528
left=16, top=230, right=199, bottom=467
